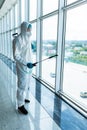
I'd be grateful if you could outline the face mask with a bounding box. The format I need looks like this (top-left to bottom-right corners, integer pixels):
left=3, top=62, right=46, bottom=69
left=26, top=32, right=32, bottom=37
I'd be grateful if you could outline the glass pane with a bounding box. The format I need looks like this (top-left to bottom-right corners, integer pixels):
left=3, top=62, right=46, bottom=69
left=3, top=33, right=5, bottom=55
left=2, top=19, right=4, bottom=32
left=15, top=3, right=18, bottom=27
left=0, top=35, right=1, bottom=52
left=7, top=32, right=11, bottom=57
left=11, top=8, right=14, bottom=29
left=11, top=31, right=14, bottom=60
left=21, top=0, right=25, bottom=22
left=30, top=0, right=37, bottom=21
left=31, top=23, right=37, bottom=75
left=7, top=13, right=9, bottom=31
left=0, top=20, right=1, bottom=51
left=0, top=20, right=1, bottom=33
left=41, top=15, right=57, bottom=87
left=67, top=0, right=78, bottom=5
left=63, top=4, right=87, bottom=108
left=43, top=0, right=58, bottom=15
left=3, top=16, right=6, bottom=32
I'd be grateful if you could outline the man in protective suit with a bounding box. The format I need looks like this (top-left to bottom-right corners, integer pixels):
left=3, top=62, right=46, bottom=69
left=13, top=21, right=35, bottom=115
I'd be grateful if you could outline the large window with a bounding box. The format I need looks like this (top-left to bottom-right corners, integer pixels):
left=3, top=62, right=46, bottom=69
left=63, top=3, right=87, bottom=108
left=41, top=15, right=57, bottom=87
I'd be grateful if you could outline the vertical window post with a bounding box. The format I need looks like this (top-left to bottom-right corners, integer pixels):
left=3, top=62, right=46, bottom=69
left=55, top=0, right=65, bottom=92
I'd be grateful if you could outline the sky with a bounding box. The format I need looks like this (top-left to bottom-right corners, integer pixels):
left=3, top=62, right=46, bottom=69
left=66, top=3, right=87, bottom=40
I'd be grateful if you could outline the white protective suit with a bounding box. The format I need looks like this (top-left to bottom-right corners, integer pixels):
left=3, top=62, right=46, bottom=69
left=13, top=22, right=33, bottom=107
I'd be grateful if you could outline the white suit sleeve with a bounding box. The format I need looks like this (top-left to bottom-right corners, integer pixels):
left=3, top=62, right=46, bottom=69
left=13, top=38, right=27, bottom=65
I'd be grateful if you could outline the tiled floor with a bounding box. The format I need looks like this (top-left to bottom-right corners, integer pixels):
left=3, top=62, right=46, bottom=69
left=0, top=53, right=87, bottom=130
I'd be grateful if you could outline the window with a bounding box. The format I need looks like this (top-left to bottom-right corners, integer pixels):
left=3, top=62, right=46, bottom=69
left=63, top=3, right=87, bottom=108
left=0, top=20, right=1, bottom=33
left=3, top=16, right=6, bottom=32
left=15, top=3, right=18, bottom=27
left=0, top=20, right=1, bottom=52
left=29, top=0, right=37, bottom=21
left=67, top=0, right=78, bottom=5
left=7, top=13, right=10, bottom=31
left=11, top=8, right=14, bottom=29
left=41, top=15, right=57, bottom=87
left=21, top=0, right=25, bottom=22
left=31, top=22, right=37, bottom=75
left=43, top=0, right=58, bottom=15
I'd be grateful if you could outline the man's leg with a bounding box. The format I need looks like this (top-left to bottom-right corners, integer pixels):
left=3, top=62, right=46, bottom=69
left=25, top=74, right=32, bottom=103
left=16, top=65, right=28, bottom=114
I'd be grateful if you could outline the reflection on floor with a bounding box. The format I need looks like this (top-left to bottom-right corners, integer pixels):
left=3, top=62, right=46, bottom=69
left=0, top=53, right=87, bottom=130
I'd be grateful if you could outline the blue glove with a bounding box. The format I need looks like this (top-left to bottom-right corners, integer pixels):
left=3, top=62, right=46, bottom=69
left=27, top=63, right=36, bottom=69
